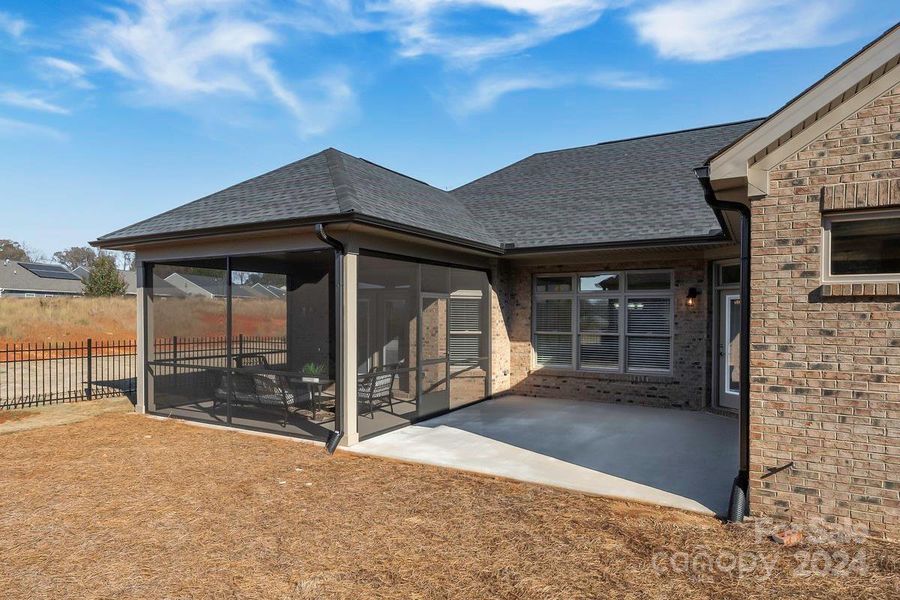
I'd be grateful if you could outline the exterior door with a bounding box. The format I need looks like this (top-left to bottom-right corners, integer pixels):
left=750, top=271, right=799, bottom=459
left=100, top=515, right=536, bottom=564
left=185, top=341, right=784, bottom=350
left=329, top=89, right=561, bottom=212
left=717, top=292, right=741, bottom=411
left=418, top=293, right=450, bottom=418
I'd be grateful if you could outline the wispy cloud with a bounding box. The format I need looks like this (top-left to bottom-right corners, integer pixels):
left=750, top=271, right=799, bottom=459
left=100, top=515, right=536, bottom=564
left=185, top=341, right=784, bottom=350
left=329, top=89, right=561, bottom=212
left=0, top=116, right=66, bottom=141
left=37, top=57, right=94, bottom=89
left=452, top=69, right=663, bottom=115
left=0, top=91, right=70, bottom=114
left=630, top=0, right=852, bottom=61
left=368, top=0, right=612, bottom=66
left=87, top=0, right=356, bottom=136
left=0, top=11, right=27, bottom=40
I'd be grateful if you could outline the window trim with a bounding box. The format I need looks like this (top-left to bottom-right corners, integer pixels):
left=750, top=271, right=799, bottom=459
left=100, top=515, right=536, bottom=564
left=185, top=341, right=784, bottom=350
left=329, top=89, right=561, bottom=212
left=532, top=270, right=674, bottom=375
left=822, top=208, right=900, bottom=284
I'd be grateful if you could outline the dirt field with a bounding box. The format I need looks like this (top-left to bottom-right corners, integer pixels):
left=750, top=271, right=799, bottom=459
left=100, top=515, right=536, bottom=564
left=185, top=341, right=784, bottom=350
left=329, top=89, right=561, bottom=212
left=0, top=296, right=285, bottom=344
left=0, top=410, right=897, bottom=599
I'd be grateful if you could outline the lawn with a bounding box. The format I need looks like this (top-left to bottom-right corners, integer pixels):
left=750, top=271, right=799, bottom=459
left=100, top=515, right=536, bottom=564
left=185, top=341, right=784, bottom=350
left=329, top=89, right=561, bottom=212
left=0, top=409, right=897, bottom=599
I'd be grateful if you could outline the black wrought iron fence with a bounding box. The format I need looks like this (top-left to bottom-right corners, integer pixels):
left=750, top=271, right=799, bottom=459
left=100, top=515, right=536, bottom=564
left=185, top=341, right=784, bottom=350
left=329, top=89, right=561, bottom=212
left=0, top=336, right=287, bottom=410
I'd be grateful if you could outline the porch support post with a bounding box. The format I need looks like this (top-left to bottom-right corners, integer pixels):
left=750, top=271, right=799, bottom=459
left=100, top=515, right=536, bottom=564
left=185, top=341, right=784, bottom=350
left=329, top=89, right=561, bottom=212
left=135, top=260, right=150, bottom=414
left=340, top=250, right=359, bottom=445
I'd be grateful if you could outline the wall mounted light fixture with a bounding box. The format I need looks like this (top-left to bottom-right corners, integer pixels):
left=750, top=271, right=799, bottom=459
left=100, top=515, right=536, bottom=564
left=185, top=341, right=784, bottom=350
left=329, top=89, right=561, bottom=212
left=686, top=287, right=700, bottom=307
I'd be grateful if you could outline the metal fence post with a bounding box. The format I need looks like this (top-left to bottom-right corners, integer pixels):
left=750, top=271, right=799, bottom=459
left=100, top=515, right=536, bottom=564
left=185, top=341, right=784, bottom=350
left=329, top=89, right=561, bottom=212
left=86, top=338, right=93, bottom=400
left=173, top=336, right=178, bottom=363
left=238, top=333, right=244, bottom=360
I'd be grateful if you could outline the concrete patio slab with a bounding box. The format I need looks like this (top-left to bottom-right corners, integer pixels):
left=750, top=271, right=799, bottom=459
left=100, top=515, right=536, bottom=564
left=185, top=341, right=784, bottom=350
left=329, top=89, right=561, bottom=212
left=347, top=395, right=738, bottom=515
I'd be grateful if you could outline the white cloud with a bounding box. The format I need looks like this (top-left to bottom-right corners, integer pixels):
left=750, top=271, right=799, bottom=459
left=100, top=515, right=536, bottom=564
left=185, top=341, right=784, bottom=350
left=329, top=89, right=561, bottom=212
left=0, top=116, right=66, bottom=141
left=367, top=0, right=613, bottom=65
left=0, top=11, right=27, bottom=40
left=630, top=0, right=852, bottom=61
left=37, top=57, right=94, bottom=89
left=453, top=69, right=663, bottom=115
left=88, top=0, right=356, bottom=136
left=0, top=91, right=70, bottom=115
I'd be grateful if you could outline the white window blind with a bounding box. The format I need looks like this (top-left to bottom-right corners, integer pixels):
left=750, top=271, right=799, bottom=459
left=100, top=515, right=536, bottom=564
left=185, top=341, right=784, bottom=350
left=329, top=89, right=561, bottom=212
left=534, top=295, right=573, bottom=367
left=449, top=297, right=481, bottom=365
left=534, top=271, right=673, bottom=373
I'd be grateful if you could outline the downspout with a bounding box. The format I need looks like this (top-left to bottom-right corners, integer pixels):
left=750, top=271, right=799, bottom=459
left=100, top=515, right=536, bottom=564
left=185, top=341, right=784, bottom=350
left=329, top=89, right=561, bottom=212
left=694, top=166, right=751, bottom=522
left=315, top=224, right=345, bottom=454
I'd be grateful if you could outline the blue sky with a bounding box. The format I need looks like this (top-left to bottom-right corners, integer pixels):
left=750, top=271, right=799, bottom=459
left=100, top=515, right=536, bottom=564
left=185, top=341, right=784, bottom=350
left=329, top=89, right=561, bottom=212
left=0, top=0, right=897, bottom=259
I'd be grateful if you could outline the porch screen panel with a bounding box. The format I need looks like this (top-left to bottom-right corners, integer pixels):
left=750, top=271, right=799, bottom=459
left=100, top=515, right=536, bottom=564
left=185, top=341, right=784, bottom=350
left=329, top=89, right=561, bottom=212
left=449, top=268, right=490, bottom=409
left=147, top=260, right=227, bottom=424
left=228, top=251, right=335, bottom=439
left=357, top=255, right=419, bottom=438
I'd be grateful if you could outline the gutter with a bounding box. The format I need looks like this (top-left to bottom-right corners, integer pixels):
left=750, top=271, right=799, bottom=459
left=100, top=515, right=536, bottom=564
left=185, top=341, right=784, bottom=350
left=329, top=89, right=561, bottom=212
left=500, top=233, right=731, bottom=255
left=315, top=224, right=345, bottom=454
left=694, top=165, right=751, bottom=522
left=92, top=213, right=503, bottom=256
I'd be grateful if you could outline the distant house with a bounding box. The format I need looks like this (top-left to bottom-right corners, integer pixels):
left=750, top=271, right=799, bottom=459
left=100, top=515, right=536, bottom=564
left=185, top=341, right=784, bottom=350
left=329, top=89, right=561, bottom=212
left=0, top=260, right=83, bottom=298
left=118, top=270, right=185, bottom=298
left=250, top=282, right=286, bottom=298
left=72, top=265, right=91, bottom=280
left=164, top=272, right=257, bottom=299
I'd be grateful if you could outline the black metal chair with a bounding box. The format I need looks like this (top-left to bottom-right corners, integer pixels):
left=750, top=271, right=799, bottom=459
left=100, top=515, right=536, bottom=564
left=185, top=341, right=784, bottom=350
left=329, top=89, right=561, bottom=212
left=357, top=364, right=398, bottom=418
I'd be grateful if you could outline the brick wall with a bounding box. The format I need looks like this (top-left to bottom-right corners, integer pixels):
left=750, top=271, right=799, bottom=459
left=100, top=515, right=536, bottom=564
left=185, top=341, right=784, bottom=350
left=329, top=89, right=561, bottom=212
left=490, top=258, right=712, bottom=409
left=750, top=84, right=900, bottom=540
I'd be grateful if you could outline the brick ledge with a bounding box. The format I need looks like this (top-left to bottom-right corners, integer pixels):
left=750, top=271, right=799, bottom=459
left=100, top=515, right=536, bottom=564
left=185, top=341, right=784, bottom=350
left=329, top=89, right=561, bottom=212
left=527, top=367, right=675, bottom=383
left=820, top=283, right=900, bottom=297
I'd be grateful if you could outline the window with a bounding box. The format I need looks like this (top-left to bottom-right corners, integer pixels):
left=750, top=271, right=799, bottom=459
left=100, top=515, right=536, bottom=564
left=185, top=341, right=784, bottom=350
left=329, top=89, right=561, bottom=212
left=449, top=296, right=482, bottom=366
left=823, top=211, right=900, bottom=280
left=533, top=271, right=673, bottom=373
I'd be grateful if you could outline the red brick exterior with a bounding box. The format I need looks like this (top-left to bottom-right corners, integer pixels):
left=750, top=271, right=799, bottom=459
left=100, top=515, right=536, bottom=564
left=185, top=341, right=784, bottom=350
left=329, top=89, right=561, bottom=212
left=749, top=84, right=900, bottom=540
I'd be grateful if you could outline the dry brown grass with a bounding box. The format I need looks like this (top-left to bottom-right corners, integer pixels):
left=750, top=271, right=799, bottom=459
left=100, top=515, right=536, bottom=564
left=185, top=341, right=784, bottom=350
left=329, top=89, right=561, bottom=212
left=0, top=297, right=136, bottom=343
left=0, top=410, right=33, bottom=424
left=0, top=413, right=896, bottom=600
left=0, top=296, right=285, bottom=344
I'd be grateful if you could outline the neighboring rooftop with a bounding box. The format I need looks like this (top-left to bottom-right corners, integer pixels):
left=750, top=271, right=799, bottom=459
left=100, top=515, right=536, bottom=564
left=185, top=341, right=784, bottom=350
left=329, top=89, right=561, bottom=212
left=0, top=261, right=84, bottom=295
left=118, top=270, right=185, bottom=297
left=166, top=273, right=261, bottom=299
left=97, top=119, right=764, bottom=252
left=453, top=119, right=764, bottom=249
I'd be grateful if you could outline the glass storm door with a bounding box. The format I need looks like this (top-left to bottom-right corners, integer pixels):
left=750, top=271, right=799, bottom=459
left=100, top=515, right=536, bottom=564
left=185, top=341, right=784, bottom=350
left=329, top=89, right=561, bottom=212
left=717, top=292, right=741, bottom=411
left=418, top=293, right=450, bottom=418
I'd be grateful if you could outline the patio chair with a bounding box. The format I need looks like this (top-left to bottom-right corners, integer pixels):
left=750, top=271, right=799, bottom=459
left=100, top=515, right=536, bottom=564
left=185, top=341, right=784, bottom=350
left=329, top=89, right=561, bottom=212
left=214, top=354, right=305, bottom=426
left=358, top=364, right=398, bottom=418
left=214, top=354, right=269, bottom=409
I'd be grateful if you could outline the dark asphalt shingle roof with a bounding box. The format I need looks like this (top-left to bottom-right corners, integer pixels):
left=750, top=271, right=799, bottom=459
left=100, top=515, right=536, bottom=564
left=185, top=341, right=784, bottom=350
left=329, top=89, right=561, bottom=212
left=98, top=148, right=498, bottom=249
left=454, top=119, right=764, bottom=249
left=98, top=120, right=763, bottom=252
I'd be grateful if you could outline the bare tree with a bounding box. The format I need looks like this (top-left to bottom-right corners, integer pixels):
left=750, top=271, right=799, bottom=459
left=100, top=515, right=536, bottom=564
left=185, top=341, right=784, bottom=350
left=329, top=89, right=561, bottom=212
left=52, top=246, right=98, bottom=270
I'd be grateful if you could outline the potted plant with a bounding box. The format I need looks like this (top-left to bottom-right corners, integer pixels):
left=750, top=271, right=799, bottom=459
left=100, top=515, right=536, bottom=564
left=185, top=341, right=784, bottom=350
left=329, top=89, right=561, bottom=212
left=300, top=362, right=327, bottom=383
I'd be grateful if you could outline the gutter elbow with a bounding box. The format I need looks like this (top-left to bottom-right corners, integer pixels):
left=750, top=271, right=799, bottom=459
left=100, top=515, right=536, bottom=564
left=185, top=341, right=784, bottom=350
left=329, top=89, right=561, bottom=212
left=315, top=223, right=345, bottom=254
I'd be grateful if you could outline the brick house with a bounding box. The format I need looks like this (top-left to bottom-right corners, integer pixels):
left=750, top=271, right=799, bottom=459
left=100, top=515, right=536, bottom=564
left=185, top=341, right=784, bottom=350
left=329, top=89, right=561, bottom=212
left=94, top=25, right=899, bottom=538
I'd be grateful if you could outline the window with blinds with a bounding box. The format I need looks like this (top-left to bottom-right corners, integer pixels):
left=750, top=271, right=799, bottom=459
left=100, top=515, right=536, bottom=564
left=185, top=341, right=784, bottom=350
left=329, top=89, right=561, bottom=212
left=449, top=297, right=482, bottom=366
left=533, top=272, right=673, bottom=373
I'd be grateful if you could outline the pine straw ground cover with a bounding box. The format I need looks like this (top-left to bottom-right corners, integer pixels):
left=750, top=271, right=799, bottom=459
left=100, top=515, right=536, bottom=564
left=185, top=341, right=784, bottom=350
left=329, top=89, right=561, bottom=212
left=0, top=413, right=897, bottom=600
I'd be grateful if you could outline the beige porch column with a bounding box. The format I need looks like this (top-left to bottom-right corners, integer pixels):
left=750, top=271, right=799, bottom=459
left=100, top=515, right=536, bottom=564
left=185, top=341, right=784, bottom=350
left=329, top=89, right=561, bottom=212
left=339, top=250, right=359, bottom=445
left=135, top=261, right=150, bottom=414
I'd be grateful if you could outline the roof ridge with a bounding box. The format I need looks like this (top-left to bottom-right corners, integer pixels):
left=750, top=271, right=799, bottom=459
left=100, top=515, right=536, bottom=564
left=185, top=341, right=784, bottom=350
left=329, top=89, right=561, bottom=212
left=329, top=149, right=499, bottom=246
left=451, top=118, right=766, bottom=193
left=324, top=148, right=360, bottom=213
left=532, top=117, right=767, bottom=157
